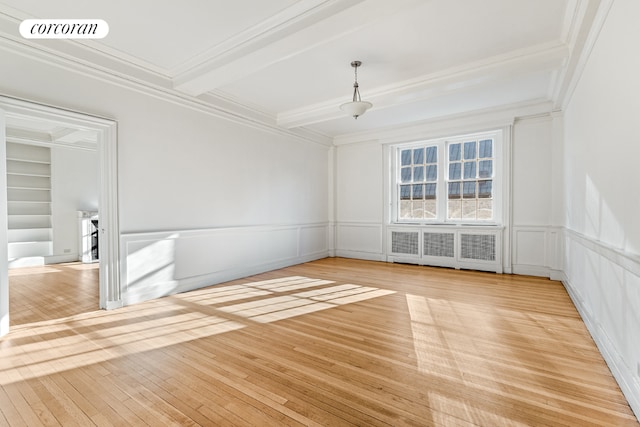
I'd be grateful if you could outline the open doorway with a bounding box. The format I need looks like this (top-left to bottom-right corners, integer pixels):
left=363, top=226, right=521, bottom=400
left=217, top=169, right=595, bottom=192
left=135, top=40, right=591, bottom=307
left=0, top=96, right=120, bottom=337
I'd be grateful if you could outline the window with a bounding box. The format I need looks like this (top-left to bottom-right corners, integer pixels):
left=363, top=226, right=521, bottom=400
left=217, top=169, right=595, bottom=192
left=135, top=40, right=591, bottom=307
left=393, top=130, right=501, bottom=224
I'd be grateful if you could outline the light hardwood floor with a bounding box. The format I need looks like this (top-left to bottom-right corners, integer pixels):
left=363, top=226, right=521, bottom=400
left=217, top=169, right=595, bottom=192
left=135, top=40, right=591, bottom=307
left=1, top=258, right=638, bottom=426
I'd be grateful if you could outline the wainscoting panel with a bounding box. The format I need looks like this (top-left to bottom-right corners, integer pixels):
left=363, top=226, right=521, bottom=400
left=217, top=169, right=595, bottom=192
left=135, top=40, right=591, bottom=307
left=299, top=224, right=329, bottom=258
left=512, top=225, right=562, bottom=277
left=562, top=229, right=640, bottom=419
left=120, top=223, right=329, bottom=305
left=335, top=222, right=384, bottom=260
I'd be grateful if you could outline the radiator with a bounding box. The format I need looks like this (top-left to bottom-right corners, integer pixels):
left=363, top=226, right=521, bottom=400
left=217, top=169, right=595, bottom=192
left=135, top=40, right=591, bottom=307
left=388, top=226, right=502, bottom=273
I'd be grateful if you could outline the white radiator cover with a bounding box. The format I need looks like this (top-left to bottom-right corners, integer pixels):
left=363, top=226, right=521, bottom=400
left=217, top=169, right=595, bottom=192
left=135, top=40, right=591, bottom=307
left=387, top=226, right=503, bottom=273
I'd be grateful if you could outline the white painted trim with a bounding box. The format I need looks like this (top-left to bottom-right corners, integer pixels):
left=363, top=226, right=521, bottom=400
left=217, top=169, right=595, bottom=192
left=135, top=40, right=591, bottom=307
left=510, top=225, right=564, bottom=278
left=173, top=0, right=419, bottom=96
left=553, top=0, right=615, bottom=110
left=335, top=222, right=384, bottom=255
left=335, top=250, right=385, bottom=262
left=173, top=0, right=367, bottom=93
left=120, top=222, right=330, bottom=305
left=502, top=124, right=513, bottom=274
left=562, top=227, right=640, bottom=420
left=0, top=25, right=331, bottom=148
left=0, top=95, right=122, bottom=313
left=45, top=254, right=80, bottom=265
left=333, top=99, right=550, bottom=146
left=563, top=274, right=640, bottom=421
left=565, top=228, right=640, bottom=277
left=511, top=264, right=551, bottom=278
left=0, top=109, right=8, bottom=337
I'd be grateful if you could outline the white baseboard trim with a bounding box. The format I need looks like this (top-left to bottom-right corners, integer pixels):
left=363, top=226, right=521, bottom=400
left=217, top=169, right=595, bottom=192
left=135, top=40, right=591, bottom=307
left=511, top=264, right=551, bottom=278
left=105, top=300, right=124, bottom=310
left=334, top=250, right=385, bottom=262
left=562, top=276, right=640, bottom=420
left=45, top=254, right=81, bottom=264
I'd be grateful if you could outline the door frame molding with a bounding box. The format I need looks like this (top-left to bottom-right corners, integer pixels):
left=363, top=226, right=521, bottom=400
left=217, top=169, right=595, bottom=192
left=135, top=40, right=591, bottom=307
left=0, top=95, right=121, bottom=336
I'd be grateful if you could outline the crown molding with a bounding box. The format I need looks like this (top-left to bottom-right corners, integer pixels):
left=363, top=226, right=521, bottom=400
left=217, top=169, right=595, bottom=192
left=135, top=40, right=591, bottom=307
left=0, top=27, right=333, bottom=147
left=0, top=7, right=172, bottom=85
left=332, top=99, right=553, bottom=146
left=551, top=0, right=614, bottom=110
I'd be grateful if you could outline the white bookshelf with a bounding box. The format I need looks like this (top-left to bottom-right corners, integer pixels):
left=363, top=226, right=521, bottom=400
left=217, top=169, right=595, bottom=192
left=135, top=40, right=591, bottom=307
left=6, top=142, right=52, bottom=267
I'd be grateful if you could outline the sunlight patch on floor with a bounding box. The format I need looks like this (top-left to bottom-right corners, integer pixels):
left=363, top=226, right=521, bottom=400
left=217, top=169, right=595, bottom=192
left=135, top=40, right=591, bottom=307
left=0, top=275, right=395, bottom=386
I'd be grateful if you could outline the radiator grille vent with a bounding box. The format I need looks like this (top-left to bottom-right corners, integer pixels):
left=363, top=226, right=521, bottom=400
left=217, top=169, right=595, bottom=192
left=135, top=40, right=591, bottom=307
left=391, top=231, right=419, bottom=255
left=423, top=233, right=455, bottom=258
left=460, top=234, right=496, bottom=261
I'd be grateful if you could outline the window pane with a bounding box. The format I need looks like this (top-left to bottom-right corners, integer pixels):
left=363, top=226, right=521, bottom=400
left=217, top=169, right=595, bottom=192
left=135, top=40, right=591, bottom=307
left=425, top=165, right=437, bottom=182
left=463, top=181, right=476, bottom=199
left=462, top=200, right=477, bottom=219
left=449, top=163, right=461, bottom=180
left=478, top=199, right=493, bottom=219
left=400, top=201, right=412, bottom=219
left=464, top=141, right=476, bottom=160
left=479, top=160, right=493, bottom=178
left=412, top=184, right=424, bottom=199
left=413, top=166, right=424, bottom=182
left=401, top=167, right=412, bottom=183
left=478, top=180, right=492, bottom=198
left=448, top=200, right=462, bottom=220
left=412, top=200, right=424, bottom=219
left=401, top=149, right=412, bottom=166
left=479, top=139, right=492, bottom=158
left=413, top=148, right=424, bottom=164
left=424, top=200, right=436, bottom=219
left=463, top=162, right=476, bottom=179
left=426, top=146, right=437, bottom=163
left=448, top=181, right=461, bottom=199
left=400, top=185, right=411, bottom=200
left=449, top=143, right=461, bottom=161
left=425, top=183, right=436, bottom=200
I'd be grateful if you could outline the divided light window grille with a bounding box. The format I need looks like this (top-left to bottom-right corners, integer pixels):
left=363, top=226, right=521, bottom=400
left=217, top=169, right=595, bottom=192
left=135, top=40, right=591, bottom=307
left=447, top=138, right=494, bottom=221
left=395, top=131, right=498, bottom=223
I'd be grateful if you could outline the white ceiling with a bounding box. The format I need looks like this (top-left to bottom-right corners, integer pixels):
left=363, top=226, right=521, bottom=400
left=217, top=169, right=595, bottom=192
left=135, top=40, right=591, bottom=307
left=0, top=0, right=595, bottom=141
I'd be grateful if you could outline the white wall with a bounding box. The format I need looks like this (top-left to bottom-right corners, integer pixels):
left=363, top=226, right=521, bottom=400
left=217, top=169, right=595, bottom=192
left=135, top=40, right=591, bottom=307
left=50, top=147, right=99, bottom=261
left=563, top=0, right=640, bottom=417
left=0, top=45, right=330, bottom=305
left=511, top=116, right=562, bottom=277
left=335, top=141, right=384, bottom=260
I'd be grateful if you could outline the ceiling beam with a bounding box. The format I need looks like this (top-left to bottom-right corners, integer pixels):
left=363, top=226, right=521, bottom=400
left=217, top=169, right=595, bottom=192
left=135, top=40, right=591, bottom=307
left=172, top=0, right=421, bottom=96
left=278, top=42, right=569, bottom=128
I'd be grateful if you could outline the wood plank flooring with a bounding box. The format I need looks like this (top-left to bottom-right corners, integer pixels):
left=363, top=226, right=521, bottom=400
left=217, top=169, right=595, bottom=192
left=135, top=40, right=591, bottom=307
left=1, top=258, right=638, bottom=426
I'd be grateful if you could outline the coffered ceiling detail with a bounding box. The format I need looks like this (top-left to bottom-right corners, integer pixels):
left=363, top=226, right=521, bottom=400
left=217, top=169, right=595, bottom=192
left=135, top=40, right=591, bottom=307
left=0, top=0, right=606, bottom=141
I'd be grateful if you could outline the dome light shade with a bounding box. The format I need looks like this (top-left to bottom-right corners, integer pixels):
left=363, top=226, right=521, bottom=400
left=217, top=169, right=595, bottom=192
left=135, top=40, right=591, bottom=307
left=340, top=100, right=373, bottom=119
left=341, top=60, right=372, bottom=119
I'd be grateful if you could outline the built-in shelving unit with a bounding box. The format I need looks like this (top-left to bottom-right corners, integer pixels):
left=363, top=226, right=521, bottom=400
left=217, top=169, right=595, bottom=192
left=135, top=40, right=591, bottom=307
left=6, top=142, right=52, bottom=267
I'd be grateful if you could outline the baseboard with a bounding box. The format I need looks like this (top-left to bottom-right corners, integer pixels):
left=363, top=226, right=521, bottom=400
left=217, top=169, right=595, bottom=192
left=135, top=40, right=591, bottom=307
left=511, top=264, right=551, bottom=278
left=45, top=254, right=81, bottom=264
left=334, top=250, right=385, bottom=262
left=562, top=277, right=640, bottom=421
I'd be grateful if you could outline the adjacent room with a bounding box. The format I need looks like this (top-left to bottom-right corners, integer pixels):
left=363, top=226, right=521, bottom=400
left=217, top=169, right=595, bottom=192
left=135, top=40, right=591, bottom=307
left=0, top=0, right=638, bottom=425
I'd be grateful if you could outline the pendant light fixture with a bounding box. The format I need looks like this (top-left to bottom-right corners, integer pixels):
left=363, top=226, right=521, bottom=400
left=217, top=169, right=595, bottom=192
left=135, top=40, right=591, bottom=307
left=340, top=60, right=372, bottom=119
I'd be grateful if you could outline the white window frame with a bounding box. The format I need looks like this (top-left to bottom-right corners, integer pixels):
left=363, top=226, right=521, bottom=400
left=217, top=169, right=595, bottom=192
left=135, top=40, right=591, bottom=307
left=390, top=129, right=504, bottom=225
